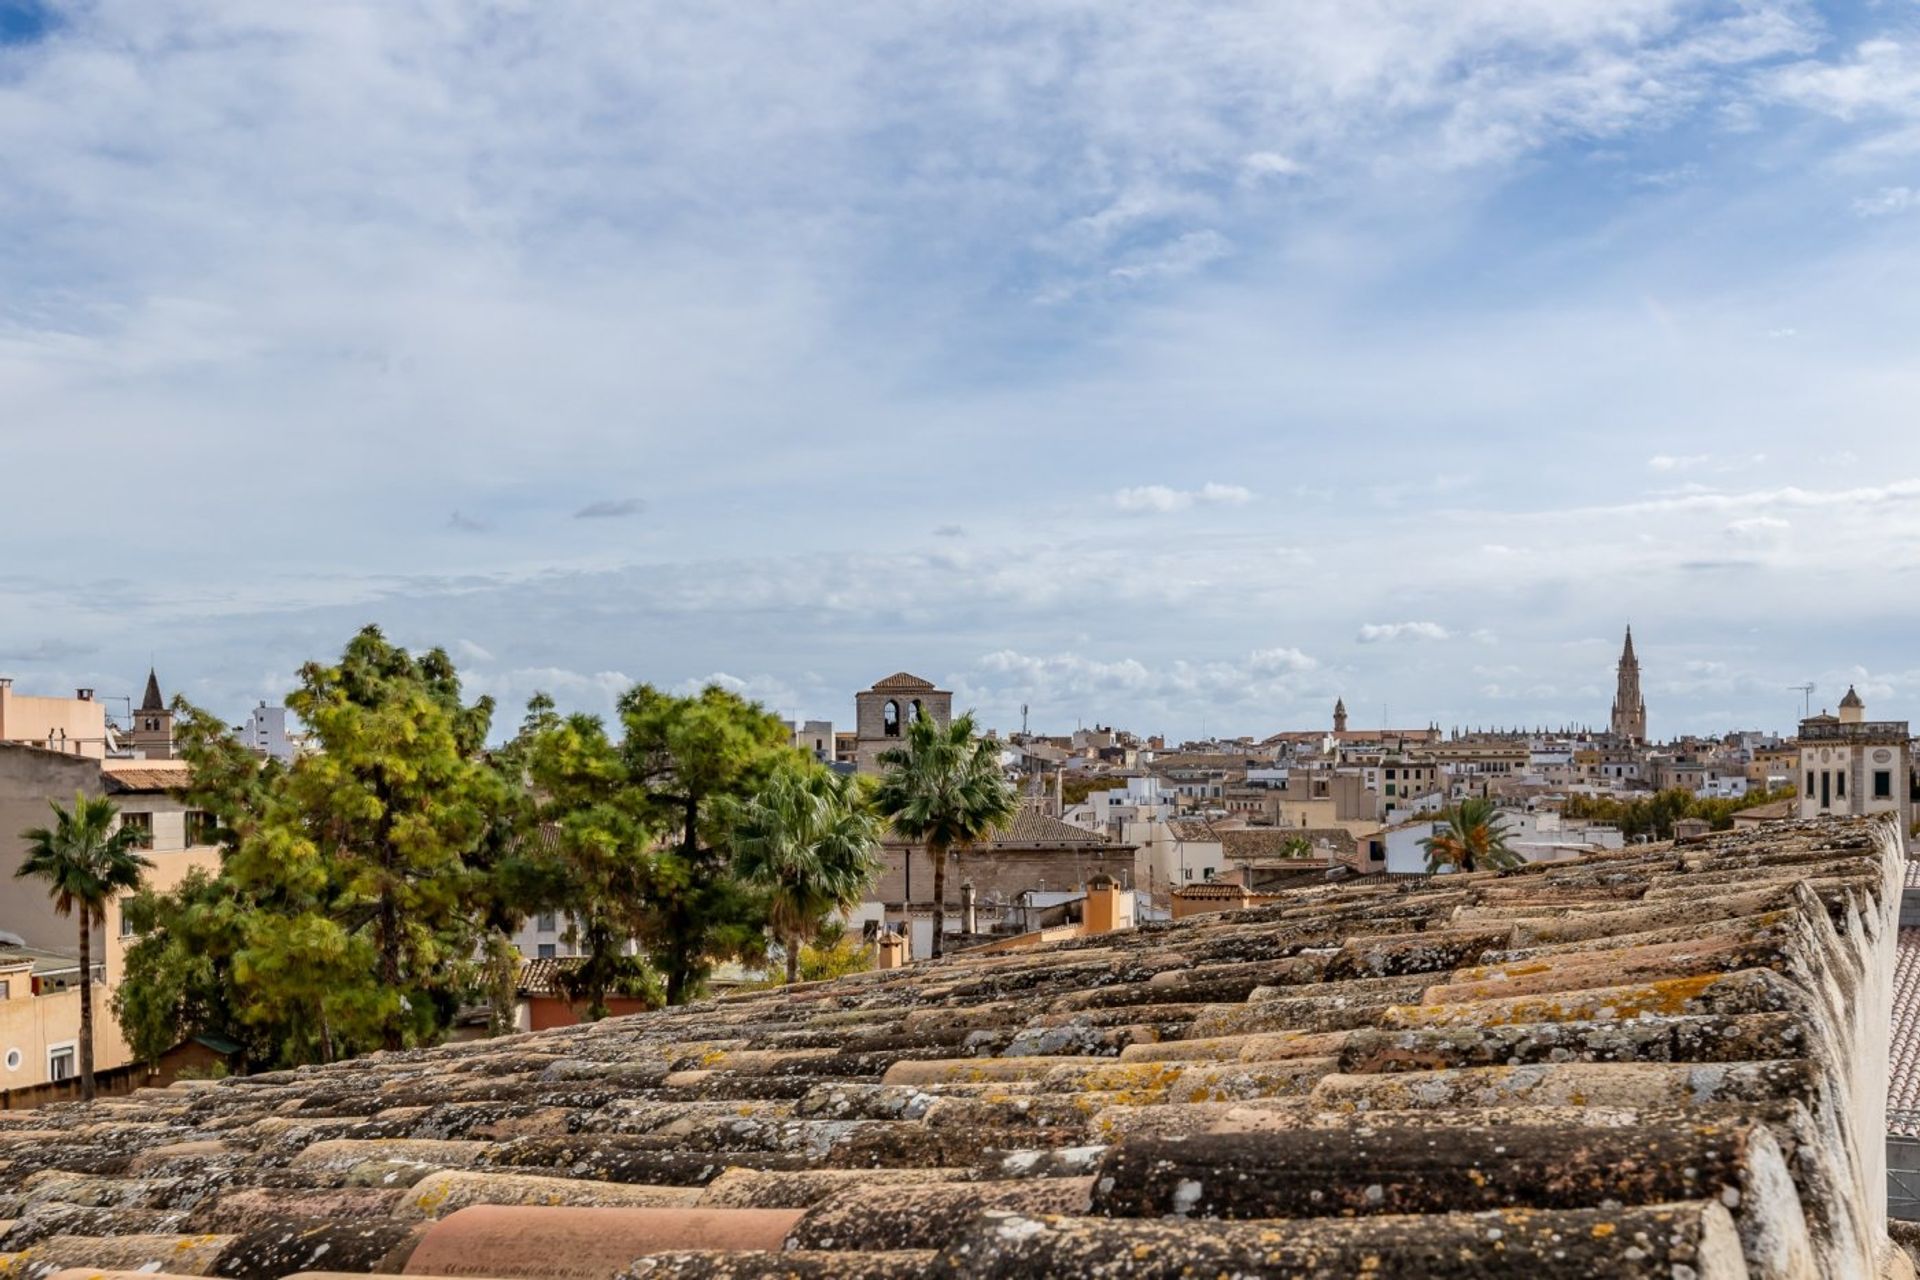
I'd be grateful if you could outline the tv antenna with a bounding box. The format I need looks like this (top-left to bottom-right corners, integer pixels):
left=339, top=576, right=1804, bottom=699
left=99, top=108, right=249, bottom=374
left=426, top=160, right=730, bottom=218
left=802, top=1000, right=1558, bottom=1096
left=1788, top=683, right=1815, bottom=719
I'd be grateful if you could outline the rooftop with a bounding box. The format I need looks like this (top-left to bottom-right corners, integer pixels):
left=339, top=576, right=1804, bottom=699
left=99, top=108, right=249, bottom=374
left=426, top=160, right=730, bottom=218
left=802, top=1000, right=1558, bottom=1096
left=0, top=818, right=1907, bottom=1278
left=868, top=673, right=937, bottom=692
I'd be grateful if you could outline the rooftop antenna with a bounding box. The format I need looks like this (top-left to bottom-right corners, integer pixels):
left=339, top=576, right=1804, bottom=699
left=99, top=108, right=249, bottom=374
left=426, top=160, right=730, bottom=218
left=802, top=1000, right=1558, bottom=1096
left=1789, top=683, right=1815, bottom=720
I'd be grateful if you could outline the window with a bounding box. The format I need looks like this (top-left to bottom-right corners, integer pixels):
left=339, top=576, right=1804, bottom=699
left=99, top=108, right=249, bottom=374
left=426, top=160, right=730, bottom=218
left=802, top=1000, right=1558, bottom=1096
left=1837, top=772, right=1846, bottom=798
left=536, top=943, right=556, bottom=960
left=120, top=812, right=153, bottom=850
left=1805, top=771, right=1815, bottom=798
left=48, top=1044, right=76, bottom=1082
left=1876, top=771, right=1894, bottom=800
left=185, top=810, right=218, bottom=846
left=536, top=911, right=558, bottom=932
left=882, top=700, right=900, bottom=737
left=119, top=898, right=137, bottom=938
left=3, top=1048, right=19, bottom=1070
left=0, top=980, right=9, bottom=1000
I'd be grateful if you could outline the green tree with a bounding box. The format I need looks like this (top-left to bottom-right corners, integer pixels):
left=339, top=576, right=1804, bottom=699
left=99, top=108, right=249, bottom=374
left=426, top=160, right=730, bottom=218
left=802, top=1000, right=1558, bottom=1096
left=1420, top=797, right=1522, bottom=875
left=619, top=684, right=789, bottom=1003
left=115, top=868, right=261, bottom=1069
left=16, top=794, right=154, bottom=1101
left=873, top=711, right=1018, bottom=960
left=260, top=626, right=503, bottom=1051
left=730, top=762, right=883, bottom=984
left=512, top=702, right=660, bottom=1020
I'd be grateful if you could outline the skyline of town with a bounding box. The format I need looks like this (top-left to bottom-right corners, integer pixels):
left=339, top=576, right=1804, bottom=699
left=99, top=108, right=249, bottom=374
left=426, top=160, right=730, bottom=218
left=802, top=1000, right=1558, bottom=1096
left=0, top=622, right=1889, bottom=749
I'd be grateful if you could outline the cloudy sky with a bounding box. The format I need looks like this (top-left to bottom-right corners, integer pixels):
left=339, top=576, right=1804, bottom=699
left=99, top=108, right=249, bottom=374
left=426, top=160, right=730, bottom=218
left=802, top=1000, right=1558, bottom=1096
left=4, top=1, right=1919, bottom=742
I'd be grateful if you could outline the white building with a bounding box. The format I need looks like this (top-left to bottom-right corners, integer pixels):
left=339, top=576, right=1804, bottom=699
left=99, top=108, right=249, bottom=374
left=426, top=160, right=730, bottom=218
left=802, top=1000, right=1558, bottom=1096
left=239, top=702, right=295, bottom=763
left=1797, top=687, right=1912, bottom=831
left=784, top=719, right=835, bottom=765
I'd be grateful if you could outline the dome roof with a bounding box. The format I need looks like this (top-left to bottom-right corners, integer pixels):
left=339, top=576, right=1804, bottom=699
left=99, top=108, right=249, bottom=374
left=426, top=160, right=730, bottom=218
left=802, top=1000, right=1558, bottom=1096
left=1841, top=685, right=1865, bottom=708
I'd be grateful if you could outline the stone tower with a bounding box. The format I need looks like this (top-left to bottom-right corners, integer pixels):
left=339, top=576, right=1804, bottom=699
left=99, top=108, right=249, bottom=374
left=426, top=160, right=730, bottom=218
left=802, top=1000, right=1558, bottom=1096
left=1333, top=698, right=1348, bottom=734
left=127, top=667, right=175, bottom=760
left=1609, top=627, right=1646, bottom=744
left=853, top=672, right=952, bottom=774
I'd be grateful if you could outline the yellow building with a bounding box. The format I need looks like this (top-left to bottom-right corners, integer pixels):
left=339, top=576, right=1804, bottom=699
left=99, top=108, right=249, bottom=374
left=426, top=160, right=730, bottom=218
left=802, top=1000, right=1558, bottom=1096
left=1, top=745, right=221, bottom=1093
left=0, top=678, right=109, bottom=759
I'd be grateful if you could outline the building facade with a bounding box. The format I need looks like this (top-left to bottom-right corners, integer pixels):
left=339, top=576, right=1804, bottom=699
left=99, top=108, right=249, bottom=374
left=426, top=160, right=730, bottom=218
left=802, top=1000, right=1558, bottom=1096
left=0, top=679, right=108, bottom=759
left=1, top=749, right=221, bottom=1092
left=239, top=702, right=296, bottom=763
left=1797, top=686, right=1913, bottom=830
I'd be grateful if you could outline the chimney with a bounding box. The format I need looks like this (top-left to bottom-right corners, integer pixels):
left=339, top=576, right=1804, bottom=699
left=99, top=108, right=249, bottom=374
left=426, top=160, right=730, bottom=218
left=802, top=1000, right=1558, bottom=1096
left=960, top=882, right=978, bottom=935
left=875, top=929, right=907, bottom=970
left=76, top=689, right=93, bottom=702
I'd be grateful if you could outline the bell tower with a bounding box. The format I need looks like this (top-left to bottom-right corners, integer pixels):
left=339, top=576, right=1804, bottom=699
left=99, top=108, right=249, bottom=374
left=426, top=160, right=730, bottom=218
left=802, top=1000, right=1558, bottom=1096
left=1608, top=627, right=1646, bottom=744
left=127, top=667, right=176, bottom=759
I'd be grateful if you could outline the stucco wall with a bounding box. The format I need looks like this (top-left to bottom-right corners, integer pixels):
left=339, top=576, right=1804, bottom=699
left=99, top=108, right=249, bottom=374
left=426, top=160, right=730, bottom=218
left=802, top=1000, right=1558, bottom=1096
left=0, top=745, right=106, bottom=953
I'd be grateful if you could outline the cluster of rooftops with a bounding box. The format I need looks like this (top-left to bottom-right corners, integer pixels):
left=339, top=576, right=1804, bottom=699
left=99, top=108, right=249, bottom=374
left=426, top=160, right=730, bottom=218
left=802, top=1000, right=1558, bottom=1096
left=0, top=817, right=1912, bottom=1278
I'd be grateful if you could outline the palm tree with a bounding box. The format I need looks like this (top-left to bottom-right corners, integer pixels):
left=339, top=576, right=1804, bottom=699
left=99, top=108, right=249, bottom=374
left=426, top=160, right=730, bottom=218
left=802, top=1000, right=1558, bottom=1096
left=16, top=794, right=154, bottom=1101
left=1420, top=796, right=1522, bottom=875
left=873, top=712, right=1018, bottom=959
left=731, top=763, right=884, bottom=984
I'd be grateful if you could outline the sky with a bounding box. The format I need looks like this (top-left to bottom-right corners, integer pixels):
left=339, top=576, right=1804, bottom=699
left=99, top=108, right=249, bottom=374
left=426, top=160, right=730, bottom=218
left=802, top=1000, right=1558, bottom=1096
left=4, top=1, right=1920, bottom=743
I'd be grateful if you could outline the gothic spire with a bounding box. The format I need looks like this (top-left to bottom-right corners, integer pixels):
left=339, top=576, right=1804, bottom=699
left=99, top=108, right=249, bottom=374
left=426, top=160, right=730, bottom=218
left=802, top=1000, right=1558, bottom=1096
left=140, top=667, right=165, bottom=712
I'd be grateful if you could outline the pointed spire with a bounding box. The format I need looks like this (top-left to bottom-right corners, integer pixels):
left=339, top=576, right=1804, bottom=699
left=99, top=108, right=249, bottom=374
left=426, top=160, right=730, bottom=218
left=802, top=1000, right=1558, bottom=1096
left=140, top=667, right=165, bottom=712
left=1621, top=624, right=1636, bottom=663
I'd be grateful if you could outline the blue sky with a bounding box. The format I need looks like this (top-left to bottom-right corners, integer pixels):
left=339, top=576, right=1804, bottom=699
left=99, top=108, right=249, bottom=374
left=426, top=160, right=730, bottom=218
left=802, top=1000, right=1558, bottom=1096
left=4, top=1, right=1920, bottom=742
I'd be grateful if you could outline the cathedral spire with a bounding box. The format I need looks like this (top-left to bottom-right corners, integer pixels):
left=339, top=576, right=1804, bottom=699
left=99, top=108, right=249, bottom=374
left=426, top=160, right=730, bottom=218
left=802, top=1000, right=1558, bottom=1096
left=1609, top=625, right=1646, bottom=743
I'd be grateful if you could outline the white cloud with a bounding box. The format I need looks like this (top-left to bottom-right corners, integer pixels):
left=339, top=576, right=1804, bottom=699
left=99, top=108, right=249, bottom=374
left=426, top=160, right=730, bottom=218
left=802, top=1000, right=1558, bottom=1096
left=1856, top=187, right=1920, bottom=217
left=1240, top=152, right=1304, bottom=185
left=1648, top=454, right=1709, bottom=471
left=1726, top=515, right=1791, bottom=541
left=1769, top=39, right=1920, bottom=123
left=675, top=670, right=803, bottom=710
left=1108, top=230, right=1233, bottom=284
left=964, top=646, right=1328, bottom=724
left=1249, top=647, right=1318, bottom=674
left=453, top=638, right=494, bottom=664
left=1357, top=622, right=1452, bottom=644
left=1112, top=482, right=1253, bottom=514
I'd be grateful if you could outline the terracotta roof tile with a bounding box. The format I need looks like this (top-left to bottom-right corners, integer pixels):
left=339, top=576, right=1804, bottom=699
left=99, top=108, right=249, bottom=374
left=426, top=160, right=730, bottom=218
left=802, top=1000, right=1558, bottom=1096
left=0, top=817, right=1906, bottom=1278
left=868, top=673, right=936, bottom=691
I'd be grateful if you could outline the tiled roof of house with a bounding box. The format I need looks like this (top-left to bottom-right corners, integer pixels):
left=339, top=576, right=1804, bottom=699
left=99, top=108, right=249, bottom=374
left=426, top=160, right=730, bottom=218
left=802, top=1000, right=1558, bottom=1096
left=1219, top=828, right=1358, bottom=861
left=102, top=762, right=192, bottom=794
left=1165, top=816, right=1219, bottom=842
left=869, top=673, right=936, bottom=692
left=993, top=806, right=1113, bottom=847
left=1892, top=928, right=1920, bottom=1137
left=0, top=818, right=1907, bottom=1278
